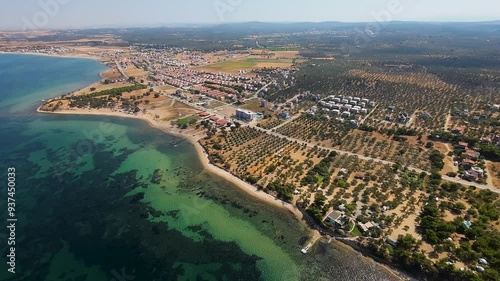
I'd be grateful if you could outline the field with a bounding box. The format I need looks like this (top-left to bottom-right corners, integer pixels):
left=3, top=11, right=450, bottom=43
left=487, top=161, right=500, bottom=188
left=155, top=85, right=177, bottom=93
left=197, top=58, right=295, bottom=74
left=176, top=115, right=201, bottom=127
left=240, top=98, right=266, bottom=113
left=124, top=65, right=148, bottom=77
left=199, top=123, right=499, bottom=279
left=275, top=115, right=432, bottom=170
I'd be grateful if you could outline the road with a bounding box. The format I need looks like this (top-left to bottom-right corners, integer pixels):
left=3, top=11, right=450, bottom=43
left=168, top=93, right=499, bottom=194
left=115, top=60, right=129, bottom=79
left=250, top=124, right=500, bottom=194
left=243, top=81, right=274, bottom=102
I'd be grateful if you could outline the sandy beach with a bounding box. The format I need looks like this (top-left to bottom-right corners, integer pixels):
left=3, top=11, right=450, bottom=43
left=37, top=98, right=411, bottom=281
left=0, top=50, right=105, bottom=62
left=37, top=108, right=307, bottom=218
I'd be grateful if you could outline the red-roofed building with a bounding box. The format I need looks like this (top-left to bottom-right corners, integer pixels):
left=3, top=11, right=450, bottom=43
left=216, top=119, right=229, bottom=127
left=452, top=126, right=465, bottom=135
left=462, top=150, right=480, bottom=160
left=198, top=112, right=210, bottom=118
left=457, top=142, right=469, bottom=149
left=460, top=159, right=475, bottom=169
left=209, top=116, right=219, bottom=122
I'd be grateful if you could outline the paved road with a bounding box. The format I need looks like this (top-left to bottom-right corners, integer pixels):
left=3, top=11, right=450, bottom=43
left=115, top=60, right=129, bottom=79
left=168, top=93, right=499, bottom=194
left=251, top=124, right=500, bottom=194
left=242, top=82, right=274, bottom=102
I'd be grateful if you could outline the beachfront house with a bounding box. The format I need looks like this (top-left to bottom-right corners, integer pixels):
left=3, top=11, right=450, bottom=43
left=324, top=211, right=347, bottom=228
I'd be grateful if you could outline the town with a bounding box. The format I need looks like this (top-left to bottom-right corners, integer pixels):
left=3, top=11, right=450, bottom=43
left=3, top=22, right=499, bottom=281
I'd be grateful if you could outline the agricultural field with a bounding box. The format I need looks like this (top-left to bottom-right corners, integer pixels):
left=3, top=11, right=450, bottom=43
left=197, top=58, right=295, bottom=74
left=257, top=118, right=283, bottom=130
left=275, top=115, right=432, bottom=170
left=267, top=59, right=500, bottom=136
left=124, top=64, right=148, bottom=77
left=198, top=121, right=499, bottom=278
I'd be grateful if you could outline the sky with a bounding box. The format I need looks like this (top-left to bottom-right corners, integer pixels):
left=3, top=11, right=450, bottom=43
left=0, top=0, right=499, bottom=30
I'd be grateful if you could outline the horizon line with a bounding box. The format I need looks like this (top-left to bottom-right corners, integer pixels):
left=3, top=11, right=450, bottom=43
left=1, top=19, right=500, bottom=32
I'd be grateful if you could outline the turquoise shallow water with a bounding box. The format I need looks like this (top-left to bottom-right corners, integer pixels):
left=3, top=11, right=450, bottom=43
left=0, top=54, right=399, bottom=281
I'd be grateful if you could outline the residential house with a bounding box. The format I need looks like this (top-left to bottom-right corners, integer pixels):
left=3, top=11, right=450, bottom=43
left=324, top=211, right=346, bottom=227
left=452, top=127, right=465, bottom=135
left=354, top=173, right=365, bottom=180
left=358, top=221, right=375, bottom=233
left=461, top=150, right=480, bottom=161
left=460, top=159, right=475, bottom=170
left=198, top=112, right=211, bottom=118
left=464, top=167, right=484, bottom=182
left=278, top=111, right=290, bottom=120
left=216, top=119, right=229, bottom=127
left=457, top=141, right=469, bottom=149
left=386, top=237, right=398, bottom=247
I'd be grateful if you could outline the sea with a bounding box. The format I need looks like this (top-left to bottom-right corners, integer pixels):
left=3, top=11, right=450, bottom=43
left=0, top=53, right=400, bottom=281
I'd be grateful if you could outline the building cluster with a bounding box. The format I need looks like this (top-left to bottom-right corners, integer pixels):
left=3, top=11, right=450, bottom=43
left=480, top=134, right=500, bottom=147
left=456, top=141, right=486, bottom=182
left=385, top=106, right=411, bottom=124
left=151, top=67, right=205, bottom=88
left=149, top=64, right=267, bottom=95
left=317, top=95, right=375, bottom=117
left=198, top=112, right=229, bottom=127
left=135, top=47, right=202, bottom=66
left=3, top=45, right=72, bottom=55
left=192, top=85, right=235, bottom=101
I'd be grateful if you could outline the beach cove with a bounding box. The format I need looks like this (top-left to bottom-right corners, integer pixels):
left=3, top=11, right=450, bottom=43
left=0, top=53, right=403, bottom=281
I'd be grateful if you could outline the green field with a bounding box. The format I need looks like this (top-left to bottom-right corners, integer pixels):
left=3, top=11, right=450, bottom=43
left=350, top=225, right=363, bottom=237
left=241, top=98, right=262, bottom=112
left=266, top=47, right=301, bottom=51
left=198, top=58, right=294, bottom=73
left=199, top=59, right=257, bottom=72
left=176, top=116, right=201, bottom=127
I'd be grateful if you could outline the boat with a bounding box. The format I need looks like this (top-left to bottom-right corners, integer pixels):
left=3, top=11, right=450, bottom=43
left=301, top=243, right=312, bottom=254
left=169, top=138, right=185, bottom=146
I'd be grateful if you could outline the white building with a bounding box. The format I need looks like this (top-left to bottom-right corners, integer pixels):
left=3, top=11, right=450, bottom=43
left=236, top=109, right=255, bottom=121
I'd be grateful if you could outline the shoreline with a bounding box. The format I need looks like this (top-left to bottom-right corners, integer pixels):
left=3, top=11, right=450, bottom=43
left=37, top=108, right=306, bottom=219
left=38, top=107, right=408, bottom=280
left=29, top=46, right=408, bottom=279
left=0, top=50, right=105, bottom=62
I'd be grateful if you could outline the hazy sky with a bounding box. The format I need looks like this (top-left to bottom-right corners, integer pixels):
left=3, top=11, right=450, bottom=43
left=1, top=0, right=499, bottom=30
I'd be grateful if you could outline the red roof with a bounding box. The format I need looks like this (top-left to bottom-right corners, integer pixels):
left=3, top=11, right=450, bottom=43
left=199, top=112, right=210, bottom=117
left=209, top=116, right=219, bottom=122
left=462, top=159, right=475, bottom=164
left=458, top=142, right=469, bottom=147
left=216, top=119, right=228, bottom=126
